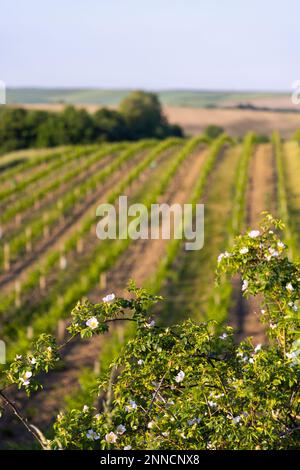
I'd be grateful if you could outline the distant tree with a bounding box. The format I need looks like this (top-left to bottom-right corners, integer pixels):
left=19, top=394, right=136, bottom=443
left=0, top=108, right=29, bottom=152
left=204, top=124, right=224, bottom=140
left=0, top=96, right=183, bottom=155
left=120, top=91, right=169, bottom=139
left=60, top=106, right=96, bottom=144
left=36, top=114, right=65, bottom=147
left=24, top=110, right=49, bottom=146
left=254, top=134, right=270, bottom=144
left=165, top=123, right=184, bottom=138
left=93, top=108, right=128, bottom=141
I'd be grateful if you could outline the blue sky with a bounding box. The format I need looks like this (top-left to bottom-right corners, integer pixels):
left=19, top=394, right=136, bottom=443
left=1, top=0, right=298, bottom=90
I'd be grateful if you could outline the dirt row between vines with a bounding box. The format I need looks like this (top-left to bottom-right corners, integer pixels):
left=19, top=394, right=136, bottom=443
left=229, top=143, right=277, bottom=344
left=0, top=145, right=209, bottom=446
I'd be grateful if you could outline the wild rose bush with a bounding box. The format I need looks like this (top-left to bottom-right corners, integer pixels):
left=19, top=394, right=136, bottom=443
left=0, top=214, right=299, bottom=450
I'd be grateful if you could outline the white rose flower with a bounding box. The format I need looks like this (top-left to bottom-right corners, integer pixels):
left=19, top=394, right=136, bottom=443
left=207, top=442, right=216, bottom=450
left=269, top=248, right=279, bottom=257
left=86, top=317, right=99, bottom=329
left=219, top=333, right=228, bottom=340
left=20, top=370, right=32, bottom=386
left=116, top=424, right=126, bottom=435
left=217, top=251, right=231, bottom=263
left=248, top=230, right=260, bottom=238
left=286, top=348, right=300, bottom=360
left=125, top=400, right=137, bottom=412
left=217, top=253, right=225, bottom=263
left=208, top=400, right=217, bottom=408
left=289, top=301, right=298, bottom=312
left=105, top=432, right=117, bottom=444
left=187, top=417, right=201, bottom=426
left=175, top=370, right=185, bottom=383
left=86, top=429, right=100, bottom=441
left=102, top=293, right=115, bottom=303
left=232, top=416, right=242, bottom=424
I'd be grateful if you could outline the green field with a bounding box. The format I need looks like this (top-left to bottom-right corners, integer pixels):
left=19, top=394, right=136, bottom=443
left=6, top=88, right=290, bottom=108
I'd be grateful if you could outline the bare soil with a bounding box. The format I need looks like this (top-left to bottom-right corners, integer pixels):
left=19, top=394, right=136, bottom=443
left=165, top=107, right=300, bottom=138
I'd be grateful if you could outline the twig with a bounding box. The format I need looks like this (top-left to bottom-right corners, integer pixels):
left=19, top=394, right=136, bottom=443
left=0, top=390, right=46, bottom=449
left=281, top=426, right=300, bottom=438
left=147, top=372, right=167, bottom=416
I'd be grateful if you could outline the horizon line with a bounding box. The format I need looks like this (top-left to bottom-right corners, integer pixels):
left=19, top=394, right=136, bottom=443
left=6, top=86, right=291, bottom=94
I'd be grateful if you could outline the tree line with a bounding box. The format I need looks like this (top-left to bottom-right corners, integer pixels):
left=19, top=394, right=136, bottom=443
left=0, top=91, right=183, bottom=154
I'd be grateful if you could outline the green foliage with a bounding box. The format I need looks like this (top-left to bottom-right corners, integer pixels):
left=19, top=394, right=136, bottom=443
left=230, top=132, right=255, bottom=235
left=0, top=94, right=183, bottom=154
left=292, top=129, right=300, bottom=142
left=5, top=334, right=59, bottom=395
left=253, top=134, right=270, bottom=144
left=93, top=108, right=128, bottom=142
left=0, top=108, right=32, bottom=153
left=204, top=125, right=224, bottom=140
left=1, top=216, right=299, bottom=450
left=272, top=132, right=296, bottom=258
left=217, top=214, right=300, bottom=339
left=120, top=91, right=183, bottom=140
